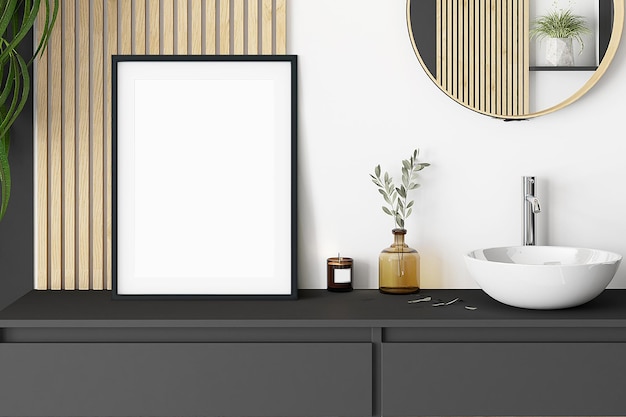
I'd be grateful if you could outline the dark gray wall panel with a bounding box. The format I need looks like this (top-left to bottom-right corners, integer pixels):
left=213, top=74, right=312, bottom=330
left=382, top=342, right=626, bottom=416
left=0, top=343, right=372, bottom=417
left=0, top=30, right=34, bottom=311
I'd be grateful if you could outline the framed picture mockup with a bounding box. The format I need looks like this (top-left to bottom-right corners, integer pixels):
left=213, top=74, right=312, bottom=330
left=112, top=55, right=297, bottom=299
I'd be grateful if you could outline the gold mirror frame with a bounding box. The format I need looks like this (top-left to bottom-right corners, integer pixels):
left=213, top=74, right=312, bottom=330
left=407, top=0, right=624, bottom=120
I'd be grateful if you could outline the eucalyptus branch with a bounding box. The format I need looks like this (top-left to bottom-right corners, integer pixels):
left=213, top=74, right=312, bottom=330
left=370, top=149, right=430, bottom=229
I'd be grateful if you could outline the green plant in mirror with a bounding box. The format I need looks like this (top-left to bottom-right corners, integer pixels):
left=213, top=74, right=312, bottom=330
left=0, top=0, right=59, bottom=222
left=530, top=6, right=591, bottom=54
left=370, top=149, right=430, bottom=229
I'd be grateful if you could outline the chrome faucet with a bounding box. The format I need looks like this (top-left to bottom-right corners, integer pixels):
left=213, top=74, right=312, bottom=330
left=522, top=176, right=541, bottom=246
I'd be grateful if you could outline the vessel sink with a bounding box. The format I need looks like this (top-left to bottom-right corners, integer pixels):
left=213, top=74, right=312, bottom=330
left=464, top=246, right=622, bottom=309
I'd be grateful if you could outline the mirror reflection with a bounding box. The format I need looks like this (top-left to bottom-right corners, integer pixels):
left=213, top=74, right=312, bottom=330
left=407, top=0, right=619, bottom=119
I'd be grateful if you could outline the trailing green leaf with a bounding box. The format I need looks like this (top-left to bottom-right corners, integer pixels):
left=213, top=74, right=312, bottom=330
left=0, top=0, right=58, bottom=222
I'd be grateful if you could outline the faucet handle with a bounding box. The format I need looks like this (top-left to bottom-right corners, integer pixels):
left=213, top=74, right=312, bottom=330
left=526, top=195, right=541, bottom=214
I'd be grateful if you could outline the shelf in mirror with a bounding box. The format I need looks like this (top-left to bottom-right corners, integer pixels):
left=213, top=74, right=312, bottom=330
left=530, top=66, right=598, bottom=71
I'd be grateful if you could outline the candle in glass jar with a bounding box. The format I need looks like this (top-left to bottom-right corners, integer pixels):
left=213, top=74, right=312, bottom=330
left=327, top=254, right=353, bottom=292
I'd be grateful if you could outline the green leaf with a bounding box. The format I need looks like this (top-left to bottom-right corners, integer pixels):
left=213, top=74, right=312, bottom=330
left=406, top=208, right=412, bottom=218
left=378, top=189, right=391, bottom=204
left=0, top=1, right=59, bottom=223
left=0, top=137, right=11, bottom=222
left=406, top=200, right=414, bottom=209
left=382, top=206, right=393, bottom=216
left=409, top=183, right=420, bottom=190
left=374, top=165, right=381, bottom=178
left=402, top=160, right=411, bottom=170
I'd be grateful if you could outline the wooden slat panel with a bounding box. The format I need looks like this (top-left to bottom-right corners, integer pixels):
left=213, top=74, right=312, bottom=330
left=191, top=0, right=202, bottom=54
left=437, top=0, right=528, bottom=116
left=36, top=0, right=287, bottom=290
left=261, top=0, right=272, bottom=54
left=276, top=0, right=286, bottom=54
left=234, top=0, right=244, bottom=54
left=162, top=0, right=174, bottom=54
left=219, top=0, right=230, bottom=54
left=205, top=0, right=217, bottom=54
left=35, top=0, right=49, bottom=290
left=135, top=0, right=147, bottom=54
left=148, top=0, right=160, bottom=54
left=63, top=0, right=76, bottom=290
left=92, top=0, right=105, bottom=290
left=106, top=0, right=118, bottom=290
left=77, top=0, right=90, bottom=290
left=49, top=1, right=62, bottom=290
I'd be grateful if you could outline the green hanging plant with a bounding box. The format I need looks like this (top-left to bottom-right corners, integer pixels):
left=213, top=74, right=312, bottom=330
left=0, top=0, right=59, bottom=222
left=530, top=7, right=591, bottom=54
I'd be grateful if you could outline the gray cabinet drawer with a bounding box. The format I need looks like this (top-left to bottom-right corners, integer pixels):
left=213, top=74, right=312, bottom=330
left=0, top=342, right=372, bottom=417
left=382, top=342, right=626, bottom=416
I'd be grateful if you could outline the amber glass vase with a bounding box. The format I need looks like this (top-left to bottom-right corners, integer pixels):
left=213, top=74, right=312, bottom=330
left=379, top=228, right=420, bottom=294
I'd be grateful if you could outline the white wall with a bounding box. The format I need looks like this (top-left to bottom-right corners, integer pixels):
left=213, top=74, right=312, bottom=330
left=289, top=0, right=626, bottom=289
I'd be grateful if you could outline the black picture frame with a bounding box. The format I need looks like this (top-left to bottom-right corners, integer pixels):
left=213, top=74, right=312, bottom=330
left=112, top=55, right=297, bottom=299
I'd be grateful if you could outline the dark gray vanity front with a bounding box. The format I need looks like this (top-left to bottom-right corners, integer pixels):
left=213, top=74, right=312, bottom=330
left=1, top=289, right=626, bottom=416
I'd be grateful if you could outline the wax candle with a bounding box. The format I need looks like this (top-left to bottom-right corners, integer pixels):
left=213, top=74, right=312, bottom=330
left=327, top=254, right=353, bottom=292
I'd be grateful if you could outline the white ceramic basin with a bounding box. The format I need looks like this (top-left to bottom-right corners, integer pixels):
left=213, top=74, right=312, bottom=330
left=464, top=246, right=622, bottom=309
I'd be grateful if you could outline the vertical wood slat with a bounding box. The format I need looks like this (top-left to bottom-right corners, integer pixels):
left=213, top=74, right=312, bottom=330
left=35, top=0, right=49, bottom=290
left=234, top=0, right=245, bottom=54
left=35, top=0, right=288, bottom=290
left=191, top=0, right=202, bottom=54
left=92, top=1, right=104, bottom=290
left=276, top=0, right=287, bottom=54
left=77, top=0, right=90, bottom=289
left=205, top=0, right=217, bottom=54
left=248, top=0, right=258, bottom=54
left=177, top=0, right=188, bottom=54
left=162, top=0, right=174, bottom=54
left=148, top=0, right=160, bottom=54
left=436, top=0, right=528, bottom=116
left=261, top=0, right=273, bottom=54
left=63, top=0, right=76, bottom=290
left=219, top=0, right=230, bottom=54
left=135, top=0, right=147, bottom=54
left=49, top=0, right=62, bottom=290
left=436, top=0, right=442, bottom=85
left=523, top=0, right=530, bottom=113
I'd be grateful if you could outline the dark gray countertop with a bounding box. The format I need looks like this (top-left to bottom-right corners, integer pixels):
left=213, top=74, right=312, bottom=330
left=1, top=289, right=626, bottom=328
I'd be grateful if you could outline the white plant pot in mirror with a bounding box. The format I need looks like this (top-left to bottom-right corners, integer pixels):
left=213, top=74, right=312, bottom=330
left=546, top=37, right=575, bottom=66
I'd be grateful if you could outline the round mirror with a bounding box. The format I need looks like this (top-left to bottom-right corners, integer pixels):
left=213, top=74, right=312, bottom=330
left=407, top=0, right=624, bottom=119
